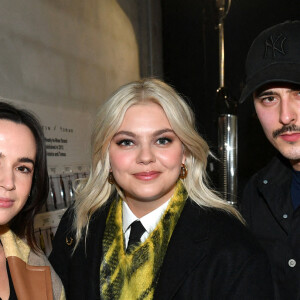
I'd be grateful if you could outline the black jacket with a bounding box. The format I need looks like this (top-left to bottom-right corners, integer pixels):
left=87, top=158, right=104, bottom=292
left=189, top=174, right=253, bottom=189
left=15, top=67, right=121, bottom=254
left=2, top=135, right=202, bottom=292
left=49, top=198, right=274, bottom=299
left=241, top=154, right=300, bottom=300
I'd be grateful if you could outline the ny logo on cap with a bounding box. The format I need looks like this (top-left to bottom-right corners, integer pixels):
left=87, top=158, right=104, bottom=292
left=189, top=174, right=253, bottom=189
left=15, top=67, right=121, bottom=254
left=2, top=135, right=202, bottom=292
left=264, top=33, right=286, bottom=58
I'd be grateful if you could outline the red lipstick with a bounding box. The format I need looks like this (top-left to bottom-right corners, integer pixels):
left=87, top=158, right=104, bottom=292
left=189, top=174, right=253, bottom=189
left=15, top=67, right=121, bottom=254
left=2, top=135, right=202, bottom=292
left=133, top=171, right=160, bottom=181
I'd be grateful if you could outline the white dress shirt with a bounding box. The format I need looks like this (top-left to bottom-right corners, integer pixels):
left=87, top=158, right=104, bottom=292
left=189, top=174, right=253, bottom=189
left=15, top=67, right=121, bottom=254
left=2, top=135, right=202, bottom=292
left=123, top=200, right=170, bottom=248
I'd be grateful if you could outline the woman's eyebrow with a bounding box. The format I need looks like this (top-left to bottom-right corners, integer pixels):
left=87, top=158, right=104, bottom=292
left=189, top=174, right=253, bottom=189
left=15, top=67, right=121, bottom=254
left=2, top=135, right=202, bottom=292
left=18, top=157, right=35, bottom=166
left=0, top=153, right=35, bottom=165
left=153, top=129, right=174, bottom=136
left=113, top=131, right=136, bottom=138
left=114, top=128, right=174, bottom=138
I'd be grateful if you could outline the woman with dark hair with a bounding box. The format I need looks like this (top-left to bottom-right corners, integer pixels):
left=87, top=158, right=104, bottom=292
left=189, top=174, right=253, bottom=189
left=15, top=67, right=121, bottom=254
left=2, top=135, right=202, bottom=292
left=0, top=102, right=65, bottom=300
left=50, top=79, right=274, bottom=299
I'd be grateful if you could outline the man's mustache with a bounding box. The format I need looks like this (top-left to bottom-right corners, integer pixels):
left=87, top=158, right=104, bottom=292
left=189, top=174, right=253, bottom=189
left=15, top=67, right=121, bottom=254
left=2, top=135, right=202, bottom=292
left=273, top=125, right=300, bottom=138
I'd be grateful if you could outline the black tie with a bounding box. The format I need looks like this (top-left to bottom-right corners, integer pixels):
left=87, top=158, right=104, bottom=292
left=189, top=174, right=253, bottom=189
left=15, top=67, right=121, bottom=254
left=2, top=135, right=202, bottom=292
left=127, top=220, right=146, bottom=252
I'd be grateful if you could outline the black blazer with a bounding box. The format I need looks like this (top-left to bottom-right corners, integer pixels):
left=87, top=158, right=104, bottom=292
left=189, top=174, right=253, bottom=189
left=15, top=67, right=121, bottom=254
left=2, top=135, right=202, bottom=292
left=49, top=199, right=274, bottom=299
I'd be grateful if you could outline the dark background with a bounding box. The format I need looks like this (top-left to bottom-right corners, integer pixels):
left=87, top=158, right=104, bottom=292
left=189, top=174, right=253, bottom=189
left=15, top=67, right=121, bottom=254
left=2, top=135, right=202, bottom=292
left=161, top=0, right=300, bottom=197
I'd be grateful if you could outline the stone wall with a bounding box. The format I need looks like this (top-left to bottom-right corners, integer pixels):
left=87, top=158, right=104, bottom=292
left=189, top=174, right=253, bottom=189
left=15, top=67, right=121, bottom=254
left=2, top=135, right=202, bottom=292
left=0, top=0, right=162, bottom=111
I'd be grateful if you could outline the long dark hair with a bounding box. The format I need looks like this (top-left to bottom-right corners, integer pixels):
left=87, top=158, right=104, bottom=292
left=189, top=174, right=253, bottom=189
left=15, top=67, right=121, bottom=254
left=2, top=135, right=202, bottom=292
left=0, top=102, right=49, bottom=250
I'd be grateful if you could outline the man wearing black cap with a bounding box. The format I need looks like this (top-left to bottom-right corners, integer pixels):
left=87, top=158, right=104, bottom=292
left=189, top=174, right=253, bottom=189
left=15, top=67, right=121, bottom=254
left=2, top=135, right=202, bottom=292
left=240, top=20, right=300, bottom=300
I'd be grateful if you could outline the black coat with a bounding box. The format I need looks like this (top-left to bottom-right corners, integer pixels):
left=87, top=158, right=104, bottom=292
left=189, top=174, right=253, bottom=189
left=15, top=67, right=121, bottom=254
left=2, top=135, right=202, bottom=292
left=49, top=198, right=274, bottom=299
left=241, top=155, right=300, bottom=300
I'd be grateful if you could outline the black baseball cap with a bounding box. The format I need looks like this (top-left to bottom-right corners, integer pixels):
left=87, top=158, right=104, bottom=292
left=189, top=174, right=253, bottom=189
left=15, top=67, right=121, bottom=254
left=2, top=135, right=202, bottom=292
left=240, top=20, right=300, bottom=103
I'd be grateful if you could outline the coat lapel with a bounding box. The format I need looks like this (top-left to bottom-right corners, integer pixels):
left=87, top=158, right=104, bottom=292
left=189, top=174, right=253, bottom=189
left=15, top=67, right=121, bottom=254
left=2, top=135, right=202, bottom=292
left=84, top=202, right=111, bottom=299
left=7, top=256, right=53, bottom=300
left=1, top=228, right=61, bottom=300
left=154, top=200, right=209, bottom=300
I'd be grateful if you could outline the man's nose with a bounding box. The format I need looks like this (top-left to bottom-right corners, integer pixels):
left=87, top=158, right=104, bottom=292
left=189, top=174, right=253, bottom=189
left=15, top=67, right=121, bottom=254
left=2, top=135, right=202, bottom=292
left=279, top=97, right=297, bottom=125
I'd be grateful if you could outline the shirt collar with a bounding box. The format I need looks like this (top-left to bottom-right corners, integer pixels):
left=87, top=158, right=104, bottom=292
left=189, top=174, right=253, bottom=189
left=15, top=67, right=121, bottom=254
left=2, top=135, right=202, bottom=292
left=122, top=199, right=170, bottom=234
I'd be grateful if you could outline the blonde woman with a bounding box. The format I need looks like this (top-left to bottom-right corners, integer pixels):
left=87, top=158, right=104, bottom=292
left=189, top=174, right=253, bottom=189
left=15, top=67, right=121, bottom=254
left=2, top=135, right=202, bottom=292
left=50, top=79, right=273, bottom=299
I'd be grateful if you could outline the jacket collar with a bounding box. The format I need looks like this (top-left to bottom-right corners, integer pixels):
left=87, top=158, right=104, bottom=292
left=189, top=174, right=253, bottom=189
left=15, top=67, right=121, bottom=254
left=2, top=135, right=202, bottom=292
left=0, top=228, right=65, bottom=300
left=0, top=227, right=30, bottom=261
left=154, top=199, right=208, bottom=299
left=256, top=154, right=293, bottom=233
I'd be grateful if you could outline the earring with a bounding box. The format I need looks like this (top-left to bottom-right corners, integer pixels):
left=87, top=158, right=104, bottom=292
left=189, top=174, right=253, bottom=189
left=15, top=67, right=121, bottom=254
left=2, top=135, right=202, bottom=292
left=108, top=172, right=115, bottom=184
left=179, top=163, right=188, bottom=179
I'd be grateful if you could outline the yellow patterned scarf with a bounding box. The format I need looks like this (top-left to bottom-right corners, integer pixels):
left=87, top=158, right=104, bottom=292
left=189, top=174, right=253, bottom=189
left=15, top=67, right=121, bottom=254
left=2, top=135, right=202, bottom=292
left=100, top=181, right=188, bottom=300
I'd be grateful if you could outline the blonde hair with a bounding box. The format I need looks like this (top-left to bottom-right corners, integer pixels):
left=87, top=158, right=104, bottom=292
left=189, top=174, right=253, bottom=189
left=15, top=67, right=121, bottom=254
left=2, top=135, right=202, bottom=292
left=73, top=78, right=243, bottom=245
